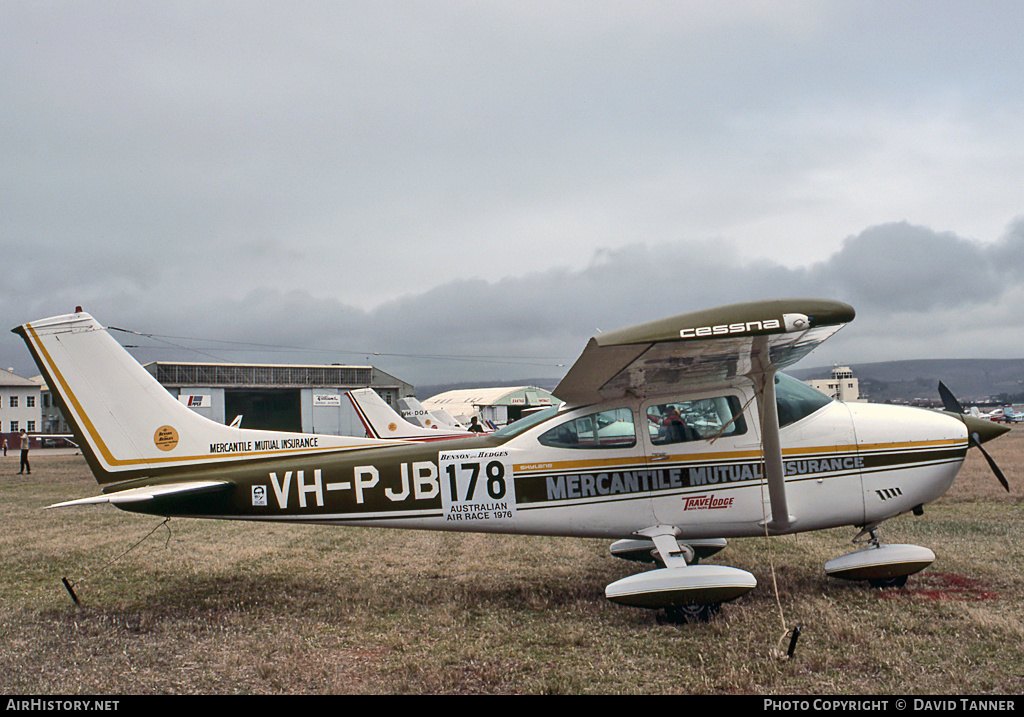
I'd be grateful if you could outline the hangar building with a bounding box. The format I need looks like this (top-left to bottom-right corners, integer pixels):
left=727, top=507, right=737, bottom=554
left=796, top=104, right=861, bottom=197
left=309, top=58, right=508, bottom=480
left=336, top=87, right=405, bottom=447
left=143, top=361, right=415, bottom=436
left=422, top=385, right=558, bottom=428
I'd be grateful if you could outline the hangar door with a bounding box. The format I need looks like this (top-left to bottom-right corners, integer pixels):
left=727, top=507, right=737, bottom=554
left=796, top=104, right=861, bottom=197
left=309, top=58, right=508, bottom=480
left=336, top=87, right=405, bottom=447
left=225, top=389, right=302, bottom=433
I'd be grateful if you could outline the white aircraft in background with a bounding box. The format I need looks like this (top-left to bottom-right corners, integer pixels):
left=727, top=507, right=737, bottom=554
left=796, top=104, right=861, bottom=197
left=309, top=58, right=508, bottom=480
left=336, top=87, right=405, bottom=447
left=14, top=299, right=1011, bottom=624
left=968, top=407, right=1002, bottom=421
left=347, top=388, right=479, bottom=440
left=397, top=395, right=467, bottom=431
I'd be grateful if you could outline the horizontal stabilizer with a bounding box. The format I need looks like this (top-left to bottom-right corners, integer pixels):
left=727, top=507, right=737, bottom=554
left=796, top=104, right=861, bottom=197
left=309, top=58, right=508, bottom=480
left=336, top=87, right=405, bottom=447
left=46, top=480, right=232, bottom=509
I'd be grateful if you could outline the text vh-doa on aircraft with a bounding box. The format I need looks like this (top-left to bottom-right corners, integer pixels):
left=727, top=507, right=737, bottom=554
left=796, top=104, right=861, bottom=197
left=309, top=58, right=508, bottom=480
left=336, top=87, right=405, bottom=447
left=15, top=299, right=1011, bottom=623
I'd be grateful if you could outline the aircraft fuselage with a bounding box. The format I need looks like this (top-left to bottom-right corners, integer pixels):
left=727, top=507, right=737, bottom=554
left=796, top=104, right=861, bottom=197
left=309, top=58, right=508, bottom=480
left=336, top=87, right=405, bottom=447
left=114, top=385, right=969, bottom=543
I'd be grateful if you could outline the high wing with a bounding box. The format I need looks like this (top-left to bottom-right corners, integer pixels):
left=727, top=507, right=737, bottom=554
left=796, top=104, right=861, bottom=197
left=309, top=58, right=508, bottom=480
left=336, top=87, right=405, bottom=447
left=554, top=298, right=855, bottom=405
left=555, top=298, right=856, bottom=533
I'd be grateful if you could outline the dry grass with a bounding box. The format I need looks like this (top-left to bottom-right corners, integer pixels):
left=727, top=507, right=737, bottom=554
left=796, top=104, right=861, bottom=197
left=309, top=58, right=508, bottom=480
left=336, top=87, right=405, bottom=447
left=1, top=429, right=1022, bottom=695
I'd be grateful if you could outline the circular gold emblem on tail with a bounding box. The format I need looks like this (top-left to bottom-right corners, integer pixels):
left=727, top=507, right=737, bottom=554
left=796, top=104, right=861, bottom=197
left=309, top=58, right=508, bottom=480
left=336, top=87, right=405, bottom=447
left=388, top=422, right=398, bottom=432
left=154, top=425, right=179, bottom=451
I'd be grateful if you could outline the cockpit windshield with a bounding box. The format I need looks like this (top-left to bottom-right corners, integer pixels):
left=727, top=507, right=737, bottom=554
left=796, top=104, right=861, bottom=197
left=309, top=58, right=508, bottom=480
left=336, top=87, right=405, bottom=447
left=775, top=372, right=833, bottom=427
left=492, top=405, right=561, bottom=439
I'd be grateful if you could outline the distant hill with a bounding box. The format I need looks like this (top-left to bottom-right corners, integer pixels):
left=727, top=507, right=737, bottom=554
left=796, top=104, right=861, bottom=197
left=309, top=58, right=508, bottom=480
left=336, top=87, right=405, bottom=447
left=789, top=359, right=1024, bottom=405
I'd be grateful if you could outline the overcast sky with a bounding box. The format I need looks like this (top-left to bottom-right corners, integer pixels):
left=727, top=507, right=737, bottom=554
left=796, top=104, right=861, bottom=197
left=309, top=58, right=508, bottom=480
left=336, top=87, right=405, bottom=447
left=2, top=2, right=1023, bottom=390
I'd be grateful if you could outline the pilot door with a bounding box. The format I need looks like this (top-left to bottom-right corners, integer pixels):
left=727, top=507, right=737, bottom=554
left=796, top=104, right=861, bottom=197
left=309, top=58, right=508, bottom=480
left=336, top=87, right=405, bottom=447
left=644, top=388, right=766, bottom=533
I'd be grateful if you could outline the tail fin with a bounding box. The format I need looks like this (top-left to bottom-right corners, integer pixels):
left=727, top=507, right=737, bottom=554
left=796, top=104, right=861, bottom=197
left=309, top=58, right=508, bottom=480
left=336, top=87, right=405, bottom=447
left=397, top=396, right=466, bottom=430
left=14, top=311, right=374, bottom=484
left=348, top=388, right=474, bottom=440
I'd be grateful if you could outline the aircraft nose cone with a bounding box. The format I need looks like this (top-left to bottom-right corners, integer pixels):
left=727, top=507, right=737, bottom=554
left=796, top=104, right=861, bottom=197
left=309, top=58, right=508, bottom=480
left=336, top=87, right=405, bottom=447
left=963, top=415, right=1011, bottom=444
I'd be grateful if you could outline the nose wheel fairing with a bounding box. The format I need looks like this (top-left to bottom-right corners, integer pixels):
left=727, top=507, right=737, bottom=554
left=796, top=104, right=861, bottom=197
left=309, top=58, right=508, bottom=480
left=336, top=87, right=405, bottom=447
left=825, top=542, right=935, bottom=584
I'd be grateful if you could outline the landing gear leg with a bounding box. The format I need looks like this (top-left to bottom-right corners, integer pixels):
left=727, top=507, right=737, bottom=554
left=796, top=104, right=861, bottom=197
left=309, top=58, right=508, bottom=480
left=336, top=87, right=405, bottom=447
left=857, top=527, right=882, bottom=548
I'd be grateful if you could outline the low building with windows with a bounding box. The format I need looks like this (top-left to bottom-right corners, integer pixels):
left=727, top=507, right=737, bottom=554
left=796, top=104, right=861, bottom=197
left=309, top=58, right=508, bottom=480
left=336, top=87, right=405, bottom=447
left=0, top=369, right=42, bottom=448
left=37, top=379, right=70, bottom=436
left=806, top=366, right=863, bottom=402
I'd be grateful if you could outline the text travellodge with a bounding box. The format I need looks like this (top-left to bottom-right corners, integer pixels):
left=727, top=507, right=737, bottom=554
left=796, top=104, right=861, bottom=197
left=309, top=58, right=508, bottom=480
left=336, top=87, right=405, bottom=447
left=543, top=455, right=866, bottom=501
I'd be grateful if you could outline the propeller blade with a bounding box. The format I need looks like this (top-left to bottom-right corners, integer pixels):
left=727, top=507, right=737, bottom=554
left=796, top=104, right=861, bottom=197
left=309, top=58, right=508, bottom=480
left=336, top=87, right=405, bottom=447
left=937, top=381, right=963, bottom=415
left=970, top=432, right=1010, bottom=492
left=940, top=382, right=1011, bottom=493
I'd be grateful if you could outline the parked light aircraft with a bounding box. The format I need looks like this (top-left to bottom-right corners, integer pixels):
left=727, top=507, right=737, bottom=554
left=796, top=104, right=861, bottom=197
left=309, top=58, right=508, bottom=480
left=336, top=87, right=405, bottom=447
left=998, top=406, right=1024, bottom=423
left=968, top=407, right=1002, bottom=421
left=348, top=388, right=479, bottom=440
left=14, top=299, right=1011, bottom=623
left=397, top=395, right=466, bottom=431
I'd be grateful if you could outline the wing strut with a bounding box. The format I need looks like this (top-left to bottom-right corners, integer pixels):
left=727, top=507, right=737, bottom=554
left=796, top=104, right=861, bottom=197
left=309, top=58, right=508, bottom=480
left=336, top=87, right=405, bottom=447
left=751, top=338, right=795, bottom=533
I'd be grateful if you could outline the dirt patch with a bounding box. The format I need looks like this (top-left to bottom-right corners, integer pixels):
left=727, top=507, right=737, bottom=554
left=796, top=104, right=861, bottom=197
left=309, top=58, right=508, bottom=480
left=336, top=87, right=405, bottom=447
left=878, top=572, right=999, bottom=602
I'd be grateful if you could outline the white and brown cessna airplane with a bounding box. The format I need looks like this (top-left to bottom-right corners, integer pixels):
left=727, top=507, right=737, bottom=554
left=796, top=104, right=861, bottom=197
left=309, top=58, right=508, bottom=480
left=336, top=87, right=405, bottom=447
left=14, top=298, right=1010, bottom=623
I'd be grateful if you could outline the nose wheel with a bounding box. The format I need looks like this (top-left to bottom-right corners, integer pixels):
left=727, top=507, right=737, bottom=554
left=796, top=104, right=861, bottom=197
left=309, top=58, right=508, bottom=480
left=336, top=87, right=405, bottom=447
left=868, top=574, right=908, bottom=588
left=825, top=527, right=934, bottom=587
left=859, top=530, right=910, bottom=588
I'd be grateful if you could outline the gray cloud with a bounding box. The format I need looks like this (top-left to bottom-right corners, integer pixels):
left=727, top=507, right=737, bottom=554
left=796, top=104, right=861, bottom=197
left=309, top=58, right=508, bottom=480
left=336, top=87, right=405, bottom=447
left=8, top=219, right=1019, bottom=387
left=818, top=222, right=1005, bottom=312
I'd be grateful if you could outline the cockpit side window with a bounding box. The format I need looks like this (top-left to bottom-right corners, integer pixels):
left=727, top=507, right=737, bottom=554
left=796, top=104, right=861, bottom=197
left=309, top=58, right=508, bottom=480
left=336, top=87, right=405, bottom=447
left=538, top=408, right=636, bottom=449
left=647, top=395, right=747, bottom=445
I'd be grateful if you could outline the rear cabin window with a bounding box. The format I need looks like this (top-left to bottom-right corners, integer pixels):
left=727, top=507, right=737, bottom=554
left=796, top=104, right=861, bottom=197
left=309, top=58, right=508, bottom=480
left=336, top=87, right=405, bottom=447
left=538, top=408, right=636, bottom=449
left=647, top=395, right=747, bottom=445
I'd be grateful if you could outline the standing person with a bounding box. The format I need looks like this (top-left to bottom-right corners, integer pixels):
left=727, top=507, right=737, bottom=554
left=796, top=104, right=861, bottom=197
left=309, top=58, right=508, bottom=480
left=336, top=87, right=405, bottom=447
left=467, top=416, right=484, bottom=433
left=2, top=438, right=6, bottom=456
left=18, top=429, right=30, bottom=475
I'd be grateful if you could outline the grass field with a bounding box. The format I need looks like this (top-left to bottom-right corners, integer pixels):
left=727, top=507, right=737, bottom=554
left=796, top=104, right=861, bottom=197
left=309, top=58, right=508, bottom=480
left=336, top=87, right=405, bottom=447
left=1, top=428, right=1022, bottom=695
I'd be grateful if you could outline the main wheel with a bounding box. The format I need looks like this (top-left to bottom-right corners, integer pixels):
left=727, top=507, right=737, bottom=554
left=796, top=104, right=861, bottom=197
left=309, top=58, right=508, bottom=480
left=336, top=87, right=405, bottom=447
left=659, top=602, right=721, bottom=624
